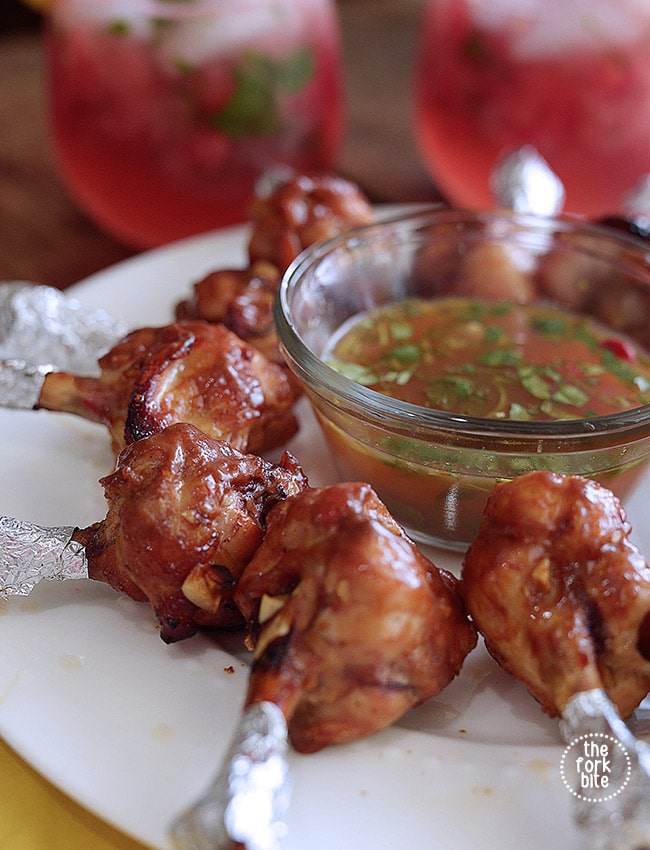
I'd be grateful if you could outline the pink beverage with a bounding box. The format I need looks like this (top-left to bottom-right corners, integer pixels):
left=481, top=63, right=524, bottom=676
left=412, top=0, right=650, bottom=218
left=46, top=0, right=345, bottom=249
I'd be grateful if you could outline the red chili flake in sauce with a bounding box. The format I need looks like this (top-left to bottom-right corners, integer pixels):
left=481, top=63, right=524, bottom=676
left=600, top=338, right=638, bottom=362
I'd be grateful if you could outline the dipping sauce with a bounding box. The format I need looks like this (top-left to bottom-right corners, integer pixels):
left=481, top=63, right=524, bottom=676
left=312, top=296, right=650, bottom=549
left=326, top=297, right=650, bottom=420
left=275, top=206, right=650, bottom=550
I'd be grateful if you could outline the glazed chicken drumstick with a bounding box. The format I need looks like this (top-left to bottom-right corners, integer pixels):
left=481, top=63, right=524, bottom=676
left=235, top=481, right=477, bottom=753
left=36, top=319, right=300, bottom=457
left=170, top=481, right=476, bottom=850
left=246, top=171, right=375, bottom=274
left=176, top=260, right=284, bottom=365
left=462, top=470, right=650, bottom=718
left=74, top=422, right=308, bottom=643
left=175, top=172, right=375, bottom=364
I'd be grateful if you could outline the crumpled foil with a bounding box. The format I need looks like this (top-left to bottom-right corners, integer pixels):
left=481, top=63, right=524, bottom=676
left=169, top=701, right=292, bottom=850
left=0, top=281, right=126, bottom=375
left=490, top=145, right=566, bottom=216
left=560, top=688, right=650, bottom=850
left=0, top=515, right=88, bottom=596
left=0, top=360, right=54, bottom=409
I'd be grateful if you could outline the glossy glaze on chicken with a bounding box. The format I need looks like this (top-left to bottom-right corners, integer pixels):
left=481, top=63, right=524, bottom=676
left=176, top=260, right=283, bottom=364
left=74, top=422, right=308, bottom=643
left=462, top=470, right=650, bottom=718
left=235, top=481, right=477, bottom=753
left=247, top=171, right=374, bottom=273
left=175, top=172, right=374, bottom=362
left=37, top=320, right=300, bottom=457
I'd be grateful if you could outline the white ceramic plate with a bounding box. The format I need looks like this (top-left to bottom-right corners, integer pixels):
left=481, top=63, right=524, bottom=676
left=1, top=224, right=649, bottom=850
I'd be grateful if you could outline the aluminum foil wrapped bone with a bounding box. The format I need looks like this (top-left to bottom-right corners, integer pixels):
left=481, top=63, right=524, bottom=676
left=0, top=361, right=55, bottom=409
left=560, top=688, right=650, bottom=850
left=169, top=701, right=292, bottom=850
left=0, top=282, right=126, bottom=371
left=490, top=145, right=566, bottom=216
left=0, top=515, right=88, bottom=597
left=0, top=282, right=126, bottom=410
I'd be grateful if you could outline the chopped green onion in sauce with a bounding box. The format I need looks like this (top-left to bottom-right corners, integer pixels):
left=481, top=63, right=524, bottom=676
left=325, top=297, right=650, bottom=419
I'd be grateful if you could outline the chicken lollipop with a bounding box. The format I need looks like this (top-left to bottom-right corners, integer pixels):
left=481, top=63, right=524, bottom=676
left=462, top=470, right=650, bottom=718
left=235, top=481, right=477, bottom=753
left=247, top=171, right=374, bottom=273
left=175, top=260, right=283, bottom=364
left=36, top=319, right=300, bottom=457
left=170, top=481, right=476, bottom=850
left=73, top=422, right=308, bottom=643
left=0, top=423, right=307, bottom=643
left=175, top=172, right=374, bottom=364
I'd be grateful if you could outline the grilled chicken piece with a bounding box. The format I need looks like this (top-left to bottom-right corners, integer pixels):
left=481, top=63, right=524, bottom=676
left=37, top=320, right=300, bottom=457
left=247, top=171, right=375, bottom=273
left=462, top=471, right=650, bottom=718
left=175, top=172, right=374, bottom=363
left=175, top=260, right=283, bottom=364
left=235, top=481, right=477, bottom=753
left=74, top=422, right=308, bottom=643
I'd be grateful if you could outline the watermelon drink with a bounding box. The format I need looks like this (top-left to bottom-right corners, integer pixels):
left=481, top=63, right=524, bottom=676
left=412, top=0, right=650, bottom=218
left=46, top=0, right=345, bottom=249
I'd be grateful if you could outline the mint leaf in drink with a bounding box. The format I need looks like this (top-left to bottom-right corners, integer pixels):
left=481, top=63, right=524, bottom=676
left=276, top=46, right=314, bottom=92
left=212, top=47, right=314, bottom=137
left=107, top=19, right=130, bottom=36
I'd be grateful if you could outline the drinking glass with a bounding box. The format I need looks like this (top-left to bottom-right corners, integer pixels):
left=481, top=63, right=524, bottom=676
left=412, top=0, right=650, bottom=218
left=45, top=0, right=345, bottom=249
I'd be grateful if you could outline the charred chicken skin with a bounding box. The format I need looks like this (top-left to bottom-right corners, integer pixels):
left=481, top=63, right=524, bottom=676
left=462, top=471, right=650, bottom=718
left=37, top=320, right=300, bottom=457
left=74, top=422, right=308, bottom=643
left=235, top=481, right=477, bottom=753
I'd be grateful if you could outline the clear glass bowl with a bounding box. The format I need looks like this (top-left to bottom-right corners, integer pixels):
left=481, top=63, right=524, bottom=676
left=275, top=208, right=650, bottom=550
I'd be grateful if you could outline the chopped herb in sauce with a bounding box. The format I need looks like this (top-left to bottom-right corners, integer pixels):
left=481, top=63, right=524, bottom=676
left=325, top=297, right=650, bottom=420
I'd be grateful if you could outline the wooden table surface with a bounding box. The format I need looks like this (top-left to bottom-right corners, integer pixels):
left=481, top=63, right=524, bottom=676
left=0, top=0, right=443, bottom=290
